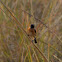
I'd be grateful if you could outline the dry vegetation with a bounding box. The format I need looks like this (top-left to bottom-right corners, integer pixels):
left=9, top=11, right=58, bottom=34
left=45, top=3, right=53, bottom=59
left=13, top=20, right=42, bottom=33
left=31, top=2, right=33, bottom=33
left=0, top=0, right=62, bottom=62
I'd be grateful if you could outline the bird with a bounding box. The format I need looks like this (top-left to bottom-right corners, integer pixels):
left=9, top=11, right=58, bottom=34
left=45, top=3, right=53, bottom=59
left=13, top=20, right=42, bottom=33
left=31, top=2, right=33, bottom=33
left=27, top=24, right=37, bottom=43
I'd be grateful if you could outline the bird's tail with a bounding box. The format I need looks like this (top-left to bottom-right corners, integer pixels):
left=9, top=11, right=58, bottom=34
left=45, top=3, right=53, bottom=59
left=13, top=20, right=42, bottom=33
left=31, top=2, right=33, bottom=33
left=34, top=38, right=37, bottom=43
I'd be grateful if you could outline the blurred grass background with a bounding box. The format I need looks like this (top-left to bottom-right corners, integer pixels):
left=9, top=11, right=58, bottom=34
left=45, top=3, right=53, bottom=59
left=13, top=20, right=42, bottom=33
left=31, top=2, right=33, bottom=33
left=0, top=0, right=62, bottom=62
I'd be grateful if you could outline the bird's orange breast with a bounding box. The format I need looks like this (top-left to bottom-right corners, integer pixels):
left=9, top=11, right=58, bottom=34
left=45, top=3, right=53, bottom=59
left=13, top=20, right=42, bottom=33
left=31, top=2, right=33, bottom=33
left=28, top=28, right=36, bottom=37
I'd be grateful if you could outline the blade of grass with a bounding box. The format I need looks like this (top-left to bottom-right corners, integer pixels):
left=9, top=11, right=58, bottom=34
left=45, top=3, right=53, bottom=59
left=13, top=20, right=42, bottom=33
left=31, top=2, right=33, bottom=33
left=32, top=48, right=40, bottom=62
left=53, top=55, right=62, bottom=62
left=41, top=41, right=62, bottom=56
left=48, top=43, right=50, bottom=62
left=28, top=45, right=32, bottom=62
left=24, top=52, right=28, bottom=62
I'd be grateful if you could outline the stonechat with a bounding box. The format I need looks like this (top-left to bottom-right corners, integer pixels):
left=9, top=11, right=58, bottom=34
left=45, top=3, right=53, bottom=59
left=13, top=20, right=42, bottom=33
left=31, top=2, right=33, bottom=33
left=27, top=24, right=37, bottom=43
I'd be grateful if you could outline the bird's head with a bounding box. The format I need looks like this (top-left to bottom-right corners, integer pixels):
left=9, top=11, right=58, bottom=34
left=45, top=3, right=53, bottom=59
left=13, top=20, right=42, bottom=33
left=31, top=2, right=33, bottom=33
left=30, top=24, right=34, bottom=28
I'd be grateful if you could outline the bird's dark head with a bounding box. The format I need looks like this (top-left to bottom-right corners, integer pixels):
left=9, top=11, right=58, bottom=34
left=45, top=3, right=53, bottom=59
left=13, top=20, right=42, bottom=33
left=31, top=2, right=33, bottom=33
left=30, top=24, right=34, bottom=28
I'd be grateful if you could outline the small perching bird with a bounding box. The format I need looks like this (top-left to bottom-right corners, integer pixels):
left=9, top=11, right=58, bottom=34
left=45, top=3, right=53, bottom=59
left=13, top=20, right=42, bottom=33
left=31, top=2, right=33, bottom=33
left=27, top=24, right=37, bottom=43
